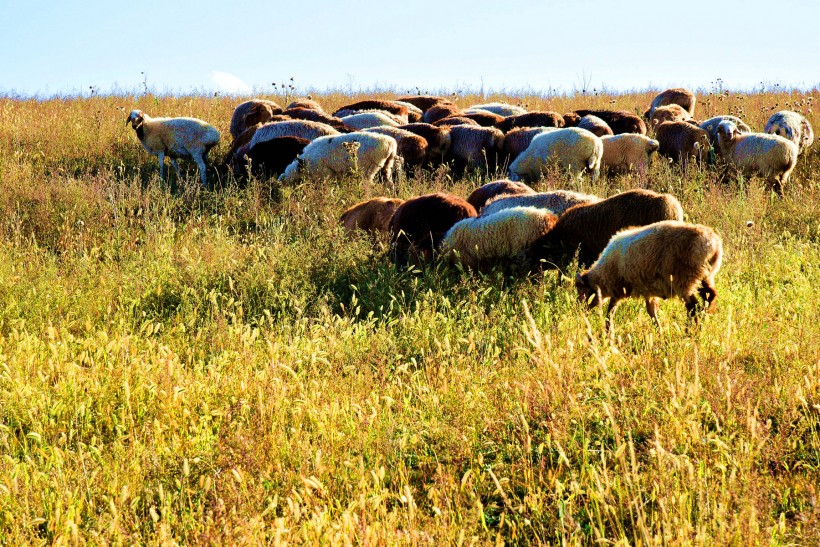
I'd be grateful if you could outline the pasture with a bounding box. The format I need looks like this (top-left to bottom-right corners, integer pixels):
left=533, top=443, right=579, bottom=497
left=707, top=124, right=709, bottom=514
left=0, top=88, right=818, bottom=544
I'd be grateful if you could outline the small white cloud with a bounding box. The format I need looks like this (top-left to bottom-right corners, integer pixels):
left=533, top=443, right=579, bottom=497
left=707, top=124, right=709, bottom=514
left=210, top=71, right=251, bottom=94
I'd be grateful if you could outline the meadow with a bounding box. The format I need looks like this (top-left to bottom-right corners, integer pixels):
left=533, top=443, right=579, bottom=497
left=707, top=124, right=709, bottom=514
left=0, top=87, right=818, bottom=545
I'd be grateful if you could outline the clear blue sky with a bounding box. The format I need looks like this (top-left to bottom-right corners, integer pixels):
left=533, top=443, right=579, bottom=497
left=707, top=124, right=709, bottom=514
left=2, top=0, right=818, bottom=96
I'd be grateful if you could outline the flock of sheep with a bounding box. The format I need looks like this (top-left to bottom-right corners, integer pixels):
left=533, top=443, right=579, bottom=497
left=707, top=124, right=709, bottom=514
left=124, top=87, right=813, bottom=329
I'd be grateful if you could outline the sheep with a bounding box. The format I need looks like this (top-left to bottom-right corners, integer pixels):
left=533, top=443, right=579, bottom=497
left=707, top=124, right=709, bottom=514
left=364, top=126, right=429, bottom=167
left=229, top=99, right=283, bottom=139
left=646, top=88, right=696, bottom=118
left=433, top=116, right=481, bottom=127
left=649, top=104, right=692, bottom=127
left=279, top=132, right=398, bottom=185
left=655, top=121, right=712, bottom=168
left=446, top=125, right=506, bottom=174
left=600, top=134, right=659, bottom=173
left=249, top=120, right=340, bottom=149
left=577, top=115, right=614, bottom=137
left=573, top=109, right=646, bottom=135
left=466, top=179, right=536, bottom=211
left=333, top=100, right=410, bottom=121
left=457, top=110, right=506, bottom=127
left=234, top=136, right=310, bottom=181
left=388, top=192, right=477, bottom=265
left=563, top=112, right=582, bottom=127
left=423, top=103, right=463, bottom=124
left=700, top=115, right=751, bottom=145
left=765, top=110, right=814, bottom=153
left=575, top=220, right=722, bottom=331
left=125, top=110, right=220, bottom=188
left=282, top=107, right=355, bottom=132
left=509, top=127, right=603, bottom=182
left=395, top=95, right=454, bottom=112
left=496, top=111, right=565, bottom=132
left=399, top=123, right=452, bottom=162
left=393, top=101, right=425, bottom=123
left=287, top=98, right=324, bottom=111
left=224, top=122, right=264, bottom=167
left=481, top=190, right=601, bottom=217
left=341, top=111, right=403, bottom=130
left=501, top=127, right=560, bottom=165
left=526, top=189, right=684, bottom=268
left=440, top=207, right=559, bottom=270
left=340, top=197, right=405, bottom=237
left=715, top=120, right=798, bottom=196
left=467, top=102, right=528, bottom=117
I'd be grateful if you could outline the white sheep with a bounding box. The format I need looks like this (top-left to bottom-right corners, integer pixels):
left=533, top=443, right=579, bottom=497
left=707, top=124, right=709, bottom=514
left=468, top=103, right=528, bottom=117
left=699, top=115, right=751, bottom=145
left=125, top=110, right=220, bottom=188
left=279, top=132, right=398, bottom=185
left=340, top=111, right=403, bottom=129
left=575, top=220, right=722, bottom=331
left=249, top=120, right=340, bottom=150
left=440, top=206, right=558, bottom=269
left=577, top=115, right=613, bottom=137
left=481, top=190, right=601, bottom=217
left=765, top=110, right=814, bottom=153
left=716, top=120, right=798, bottom=195
left=508, top=127, right=603, bottom=182
left=600, top=133, right=659, bottom=173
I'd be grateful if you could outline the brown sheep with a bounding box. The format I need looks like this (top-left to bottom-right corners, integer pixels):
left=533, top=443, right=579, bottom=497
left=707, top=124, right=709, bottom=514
left=526, top=189, right=684, bottom=267
left=576, top=220, right=721, bottom=331
left=650, top=104, right=692, bottom=127
left=282, top=107, right=355, bottom=132
left=399, top=123, right=452, bottom=163
left=655, top=121, right=712, bottom=168
left=446, top=125, right=505, bottom=175
left=573, top=109, right=646, bottom=135
left=497, top=111, right=565, bottom=132
left=423, top=104, right=463, bottom=124
left=645, top=88, right=696, bottom=118
left=230, top=99, right=283, bottom=139
left=577, top=115, right=614, bottom=137
left=393, top=102, right=424, bottom=123
left=458, top=111, right=505, bottom=127
left=395, top=95, right=454, bottom=112
left=500, top=127, right=560, bottom=166
left=364, top=127, right=429, bottom=167
left=600, top=134, right=659, bottom=174
left=287, top=98, right=324, bottom=111
left=340, top=197, right=405, bottom=238
left=563, top=112, right=582, bottom=127
left=433, top=116, right=481, bottom=127
left=466, top=179, right=536, bottom=211
left=388, top=192, right=477, bottom=265
left=334, top=100, right=409, bottom=121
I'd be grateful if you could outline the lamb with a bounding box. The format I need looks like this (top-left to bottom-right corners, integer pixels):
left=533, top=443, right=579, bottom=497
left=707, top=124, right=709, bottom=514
left=125, top=110, right=220, bottom=188
left=234, top=136, right=310, bottom=181
left=646, top=88, right=696, bottom=118
left=649, top=104, right=692, bottom=127
left=715, top=120, right=798, bottom=195
left=466, top=179, right=536, bottom=211
left=388, top=192, right=477, bottom=265
left=655, top=121, right=712, bottom=168
left=446, top=125, right=506, bottom=174
left=575, top=220, right=722, bottom=330
left=577, top=115, right=614, bottom=137
left=508, top=127, right=603, bottom=182
left=423, top=104, right=463, bottom=124
left=440, top=207, right=558, bottom=270
left=433, top=116, right=481, bottom=127
left=573, top=109, right=646, bottom=135
left=278, top=132, right=398, bottom=185
left=467, top=102, right=528, bottom=117
left=333, top=100, right=410, bottom=121
left=249, top=120, right=340, bottom=149
left=496, top=111, right=565, bottom=132
left=481, top=190, right=601, bottom=217
left=364, top=126, right=429, bottom=167
left=501, top=127, right=560, bottom=165
left=600, top=134, right=659, bottom=173
left=526, top=189, right=684, bottom=268
left=340, top=197, right=405, bottom=237
left=287, top=98, right=324, bottom=111
left=395, top=95, right=453, bottom=112
left=229, top=99, right=283, bottom=139
left=282, top=107, right=355, bottom=132
left=700, top=115, right=751, bottom=145
left=765, top=110, right=814, bottom=153
left=399, top=123, right=452, bottom=162
left=340, top=111, right=403, bottom=129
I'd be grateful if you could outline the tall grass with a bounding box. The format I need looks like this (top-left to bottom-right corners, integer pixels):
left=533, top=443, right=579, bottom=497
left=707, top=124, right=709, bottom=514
left=0, top=89, right=818, bottom=544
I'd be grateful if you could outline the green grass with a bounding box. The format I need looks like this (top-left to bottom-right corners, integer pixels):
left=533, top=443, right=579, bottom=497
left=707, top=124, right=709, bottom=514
left=0, top=90, right=818, bottom=544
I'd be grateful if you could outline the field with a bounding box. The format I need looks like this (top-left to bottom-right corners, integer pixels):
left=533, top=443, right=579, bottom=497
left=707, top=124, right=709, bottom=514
left=0, top=88, right=819, bottom=545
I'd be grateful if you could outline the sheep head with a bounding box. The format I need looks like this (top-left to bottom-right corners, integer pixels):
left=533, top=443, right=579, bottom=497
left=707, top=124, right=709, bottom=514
left=575, top=272, right=601, bottom=308
left=126, top=110, right=145, bottom=129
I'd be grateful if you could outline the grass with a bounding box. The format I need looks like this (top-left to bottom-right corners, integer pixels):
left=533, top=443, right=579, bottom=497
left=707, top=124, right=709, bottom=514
left=0, top=88, right=818, bottom=544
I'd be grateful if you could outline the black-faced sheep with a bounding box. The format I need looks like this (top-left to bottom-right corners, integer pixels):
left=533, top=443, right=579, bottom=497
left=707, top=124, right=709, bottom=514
left=496, top=111, right=565, bottom=132
left=446, top=125, right=505, bottom=175
left=340, top=197, right=405, bottom=237
left=646, top=88, right=696, bottom=118
left=573, top=109, right=647, bottom=135
left=655, top=121, right=712, bottom=168
left=765, top=110, right=814, bottom=153
left=467, top=103, right=528, bottom=117
left=481, top=190, right=601, bottom=217
left=126, top=110, right=220, bottom=188
left=509, top=128, right=603, bottom=182
left=399, top=123, right=452, bottom=162
left=600, top=134, right=659, bottom=173
left=234, top=136, right=310, bottom=181
left=577, top=115, right=614, bottom=137
left=364, top=127, right=429, bottom=167
left=230, top=99, right=283, bottom=139
left=388, top=192, right=477, bottom=265
left=466, top=179, right=536, bottom=211
left=576, top=220, right=721, bottom=330
left=395, top=95, right=454, bottom=113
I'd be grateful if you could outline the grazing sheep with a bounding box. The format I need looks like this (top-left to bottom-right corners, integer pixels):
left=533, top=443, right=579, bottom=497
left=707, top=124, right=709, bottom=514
left=468, top=102, right=528, bottom=117
left=650, top=104, right=692, bottom=127
left=573, top=109, right=646, bottom=135
left=526, top=189, right=684, bottom=267
left=249, top=120, right=340, bottom=149
left=433, top=116, right=481, bottom=127
left=509, top=127, right=603, bottom=182
left=440, top=207, right=558, bottom=269
left=125, top=110, right=220, bottom=188
left=600, top=134, right=659, bottom=173
left=466, top=179, right=536, bottom=211
left=423, top=103, right=463, bottom=124
left=279, top=132, right=398, bottom=185
left=340, top=197, right=405, bottom=237
left=716, top=120, right=798, bottom=195
left=497, top=111, right=565, bottom=132
left=341, top=111, right=403, bottom=129
left=575, top=220, right=721, bottom=330
left=229, top=99, right=283, bottom=139
left=655, top=121, right=712, bottom=168
left=646, top=88, right=696, bottom=118
left=481, top=190, right=601, bottom=217
left=395, top=95, right=453, bottom=112
left=234, top=136, right=310, bottom=181
left=446, top=125, right=506, bottom=174
left=765, top=110, right=814, bottom=153
left=700, top=115, right=751, bottom=145
left=388, top=192, right=477, bottom=265
left=224, top=122, right=264, bottom=167
left=563, top=112, right=582, bottom=127
left=577, top=115, right=614, bottom=137
left=501, top=127, right=560, bottom=165
left=399, top=123, right=452, bottom=161
left=287, top=98, right=324, bottom=111
left=282, top=107, right=355, bottom=132
left=333, top=100, right=410, bottom=120
left=364, top=127, right=429, bottom=166
left=457, top=110, right=506, bottom=127
left=393, top=101, right=424, bottom=123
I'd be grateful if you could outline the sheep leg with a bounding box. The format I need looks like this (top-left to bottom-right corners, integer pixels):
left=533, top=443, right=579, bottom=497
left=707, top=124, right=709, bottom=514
left=645, top=297, right=662, bottom=329
left=157, top=152, right=166, bottom=187
left=684, top=294, right=702, bottom=322
left=770, top=176, right=784, bottom=197
left=698, top=280, right=718, bottom=313
left=604, top=297, right=621, bottom=333
left=170, top=159, right=180, bottom=176
left=194, top=154, right=209, bottom=189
